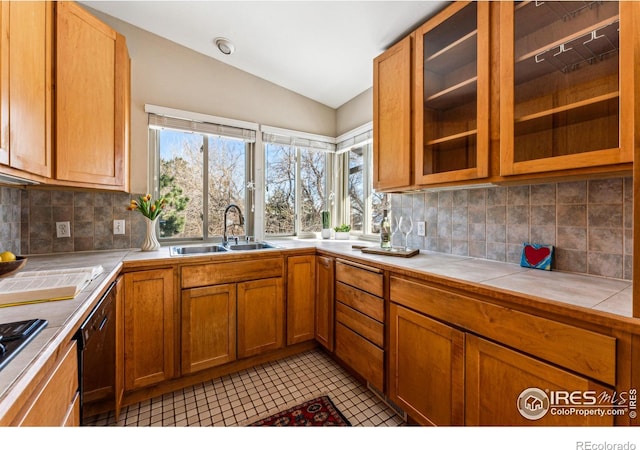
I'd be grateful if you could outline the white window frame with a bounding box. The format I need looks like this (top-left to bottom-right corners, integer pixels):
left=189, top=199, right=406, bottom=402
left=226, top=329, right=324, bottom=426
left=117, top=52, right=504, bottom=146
left=336, top=122, right=382, bottom=241
left=262, top=125, right=336, bottom=238
left=146, top=104, right=258, bottom=242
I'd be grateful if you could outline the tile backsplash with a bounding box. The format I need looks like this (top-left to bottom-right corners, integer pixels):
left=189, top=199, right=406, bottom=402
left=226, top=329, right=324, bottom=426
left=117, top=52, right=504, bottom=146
left=0, top=187, right=21, bottom=254
left=0, top=176, right=634, bottom=280
left=390, top=177, right=633, bottom=280
left=17, top=189, right=147, bottom=255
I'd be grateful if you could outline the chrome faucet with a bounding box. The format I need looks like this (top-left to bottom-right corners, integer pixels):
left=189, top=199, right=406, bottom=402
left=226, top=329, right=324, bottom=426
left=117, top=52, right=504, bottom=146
left=223, top=204, right=244, bottom=246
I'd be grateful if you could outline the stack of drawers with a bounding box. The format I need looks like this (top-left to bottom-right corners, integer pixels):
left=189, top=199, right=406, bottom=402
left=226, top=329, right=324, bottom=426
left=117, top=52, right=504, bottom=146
left=334, top=259, right=384, bottom=391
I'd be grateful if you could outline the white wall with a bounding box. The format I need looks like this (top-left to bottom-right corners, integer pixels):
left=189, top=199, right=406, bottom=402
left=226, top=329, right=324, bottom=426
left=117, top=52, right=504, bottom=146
left=87, top=8, right=337, bottom=194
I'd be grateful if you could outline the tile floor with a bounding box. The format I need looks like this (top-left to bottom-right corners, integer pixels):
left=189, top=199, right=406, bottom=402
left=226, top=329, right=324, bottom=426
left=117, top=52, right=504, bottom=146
left=85, top=348, right=405, bottom=427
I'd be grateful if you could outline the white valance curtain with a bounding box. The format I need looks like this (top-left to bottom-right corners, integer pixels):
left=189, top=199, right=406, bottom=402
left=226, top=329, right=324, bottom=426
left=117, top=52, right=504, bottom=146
left=146, top=104, right=257, bottom=142
left=335, top=121, right=373, bottom=154
left=261, top=125, right=336, bottom=152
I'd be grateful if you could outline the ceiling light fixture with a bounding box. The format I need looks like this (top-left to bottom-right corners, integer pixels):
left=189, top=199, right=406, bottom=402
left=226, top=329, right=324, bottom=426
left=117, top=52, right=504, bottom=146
left=214, top=37, right=235, bottom=56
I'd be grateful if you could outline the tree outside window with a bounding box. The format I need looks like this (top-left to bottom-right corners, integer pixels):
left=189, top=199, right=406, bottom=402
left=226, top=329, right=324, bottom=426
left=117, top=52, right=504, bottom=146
left=156, top=128, right=250, bottom=240
left=265, top=143, right=327, bottom=236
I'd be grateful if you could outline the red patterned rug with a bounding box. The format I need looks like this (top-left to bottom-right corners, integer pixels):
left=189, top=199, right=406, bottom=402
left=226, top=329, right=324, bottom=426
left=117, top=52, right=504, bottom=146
left=247, top=395, right=351, bottom=426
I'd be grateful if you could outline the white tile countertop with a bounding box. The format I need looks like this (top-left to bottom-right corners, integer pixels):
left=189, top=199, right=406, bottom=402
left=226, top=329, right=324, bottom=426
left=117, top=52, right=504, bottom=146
left=270, top=238, right=633, bottom=318
left=0, top=239, right=635, bottom=421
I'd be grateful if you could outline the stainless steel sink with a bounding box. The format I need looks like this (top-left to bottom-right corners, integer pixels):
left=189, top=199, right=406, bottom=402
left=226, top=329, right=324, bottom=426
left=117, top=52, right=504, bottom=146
left=170, top=244, right=227, bottom=256
left=227, top=242, right=277, bottom=251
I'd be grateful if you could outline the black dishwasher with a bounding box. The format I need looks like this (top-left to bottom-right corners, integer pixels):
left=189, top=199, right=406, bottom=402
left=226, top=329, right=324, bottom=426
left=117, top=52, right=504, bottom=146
left=76, top=281, right=116, bottom=424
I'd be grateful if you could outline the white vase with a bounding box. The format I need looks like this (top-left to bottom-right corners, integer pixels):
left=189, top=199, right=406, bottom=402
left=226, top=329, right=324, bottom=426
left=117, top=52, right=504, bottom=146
left=141, top=217, right=160, bottom=251
left=321, top=228, right=331, bottom=239
left=335, top=231, right=350, bottom=240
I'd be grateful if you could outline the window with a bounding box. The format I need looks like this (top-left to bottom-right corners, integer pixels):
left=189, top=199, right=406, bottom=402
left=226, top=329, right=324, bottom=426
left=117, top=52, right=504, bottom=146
left=148, top=108, right=256, bottom=241
left=346, top=142, right=384, bottom=235
left=264, top=143, right=329, bottom=236
left=337, top=124, right=383, bottom=237
left=263, top=127, right=333, bottom=237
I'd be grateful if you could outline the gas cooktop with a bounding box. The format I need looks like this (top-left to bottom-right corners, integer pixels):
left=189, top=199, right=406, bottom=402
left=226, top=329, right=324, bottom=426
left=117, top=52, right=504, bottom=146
left=0, top=319, right=48, bottom=372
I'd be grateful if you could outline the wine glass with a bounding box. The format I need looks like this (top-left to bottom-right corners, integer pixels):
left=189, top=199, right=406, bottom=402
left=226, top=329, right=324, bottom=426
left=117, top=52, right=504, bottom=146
left=398, top=215, right=413, bottom=251
left=390, top=215, right=399, bottom=250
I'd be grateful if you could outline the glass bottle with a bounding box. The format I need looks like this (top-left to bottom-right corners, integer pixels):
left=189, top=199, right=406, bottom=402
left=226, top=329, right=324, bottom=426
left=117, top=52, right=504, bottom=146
left=380, top=209, right=391, bottom=249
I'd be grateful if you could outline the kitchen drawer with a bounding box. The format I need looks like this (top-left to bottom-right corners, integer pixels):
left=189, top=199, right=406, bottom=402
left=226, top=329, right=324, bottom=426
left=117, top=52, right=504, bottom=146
left=335, top=302, right=383, bottom=347
left=335, top=281, right=384, bottom=322
left=181, top=257, right=284, bottom=288
left=390, top=276, right=616, bottom=385
left=336, top=260, right=383, bottom=297
left=335, top=322, right=384, bottom=392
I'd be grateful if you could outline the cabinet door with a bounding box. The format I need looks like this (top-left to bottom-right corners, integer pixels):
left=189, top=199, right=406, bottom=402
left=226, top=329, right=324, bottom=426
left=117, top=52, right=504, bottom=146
left=0, top=3, right=6, bottom=166
left=16, top=341, right=78, bottom=426
left=315, top=255, right=334, bottom=351
left=55, top=1, right=129, bottom=189
left=389, top=303, right=464, bottom=426
left=499, top=1, right=632, bottom=176
left=373, top=34, right=412, bottom=191
left=124, top=268, right=175, bottom=391
left=287, top=255, right=315, bottom=345
left=237, top=278, right=284, bottom=358
left=0, top=2, right=52, bottom=177
left=181, top=284, right=237, bottom=374
left=414, top=1, right=489, bottom=185
left=466, top=335, right=613, bottom=426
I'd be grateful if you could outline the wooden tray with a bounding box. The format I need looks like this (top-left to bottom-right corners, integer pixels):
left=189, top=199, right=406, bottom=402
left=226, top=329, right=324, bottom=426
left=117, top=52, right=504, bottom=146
left=358, top=246, right=419, bottom=258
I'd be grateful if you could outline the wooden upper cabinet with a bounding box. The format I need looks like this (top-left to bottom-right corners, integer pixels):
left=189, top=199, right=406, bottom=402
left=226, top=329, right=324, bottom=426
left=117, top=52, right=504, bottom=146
left=373, top=34, right=412, bottom=191
left=55, top=1, right=130, bottom=190
left=414, top=1, right=490, bottom=185
left=0, top=1, right=52, bottom=178
left=499, top=1, right=632, bottom=176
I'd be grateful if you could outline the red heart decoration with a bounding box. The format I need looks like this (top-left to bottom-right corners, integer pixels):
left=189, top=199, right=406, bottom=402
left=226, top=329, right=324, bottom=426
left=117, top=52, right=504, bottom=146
left=524, top=245, right=550, bottom=266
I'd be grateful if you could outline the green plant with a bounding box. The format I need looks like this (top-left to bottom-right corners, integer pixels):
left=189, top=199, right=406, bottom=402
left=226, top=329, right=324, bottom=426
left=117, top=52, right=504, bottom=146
left=321, top=210, right=331, bottom=229
left=334, top=224, right=351, bottom=232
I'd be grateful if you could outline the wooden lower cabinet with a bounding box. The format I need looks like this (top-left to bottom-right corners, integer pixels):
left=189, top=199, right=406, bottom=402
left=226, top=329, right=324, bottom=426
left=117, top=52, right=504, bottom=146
left=286, top=255, right=315, bottom=345
left=334, top=259, right=385, bottom=392
left=123, top=268, right=175, bottom=391
left=335, top=322, right=384, bottom=391
left=315, top=255, right=334, bottom=351
left=15, top=341, right=79, bottom=426
left=237, top=278, right=284, bottom=358
left=388, top=303, right=465, bottom=426
left=181, top=284, right=237, bottom=374
left=465, top=335, right=613, bottom=426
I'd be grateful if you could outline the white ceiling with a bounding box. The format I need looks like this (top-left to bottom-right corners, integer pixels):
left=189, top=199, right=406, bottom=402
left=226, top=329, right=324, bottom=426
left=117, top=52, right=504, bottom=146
left=81, top=1, right=448, bottom=109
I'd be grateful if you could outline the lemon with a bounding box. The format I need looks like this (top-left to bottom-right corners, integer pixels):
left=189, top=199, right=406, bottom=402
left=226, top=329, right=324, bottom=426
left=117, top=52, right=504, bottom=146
left=0, top=251, right=16, bottom=262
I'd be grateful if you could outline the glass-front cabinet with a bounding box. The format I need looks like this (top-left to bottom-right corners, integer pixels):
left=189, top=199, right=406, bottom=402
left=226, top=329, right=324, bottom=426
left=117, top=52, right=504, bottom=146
left=414, top=1, right=490, bottom=185
left=500, top=1, right=632, bottom=176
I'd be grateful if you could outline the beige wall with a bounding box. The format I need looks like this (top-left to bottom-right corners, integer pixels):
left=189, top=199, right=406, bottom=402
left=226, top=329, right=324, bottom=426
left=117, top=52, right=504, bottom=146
left=88, top=8, right=337, bottom=194
left=336, top=88, right=373, bottom=136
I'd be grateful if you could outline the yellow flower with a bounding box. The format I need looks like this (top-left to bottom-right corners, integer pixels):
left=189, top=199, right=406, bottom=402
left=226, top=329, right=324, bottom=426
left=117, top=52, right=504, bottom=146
left=126, top=194, right=166, bottom=220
